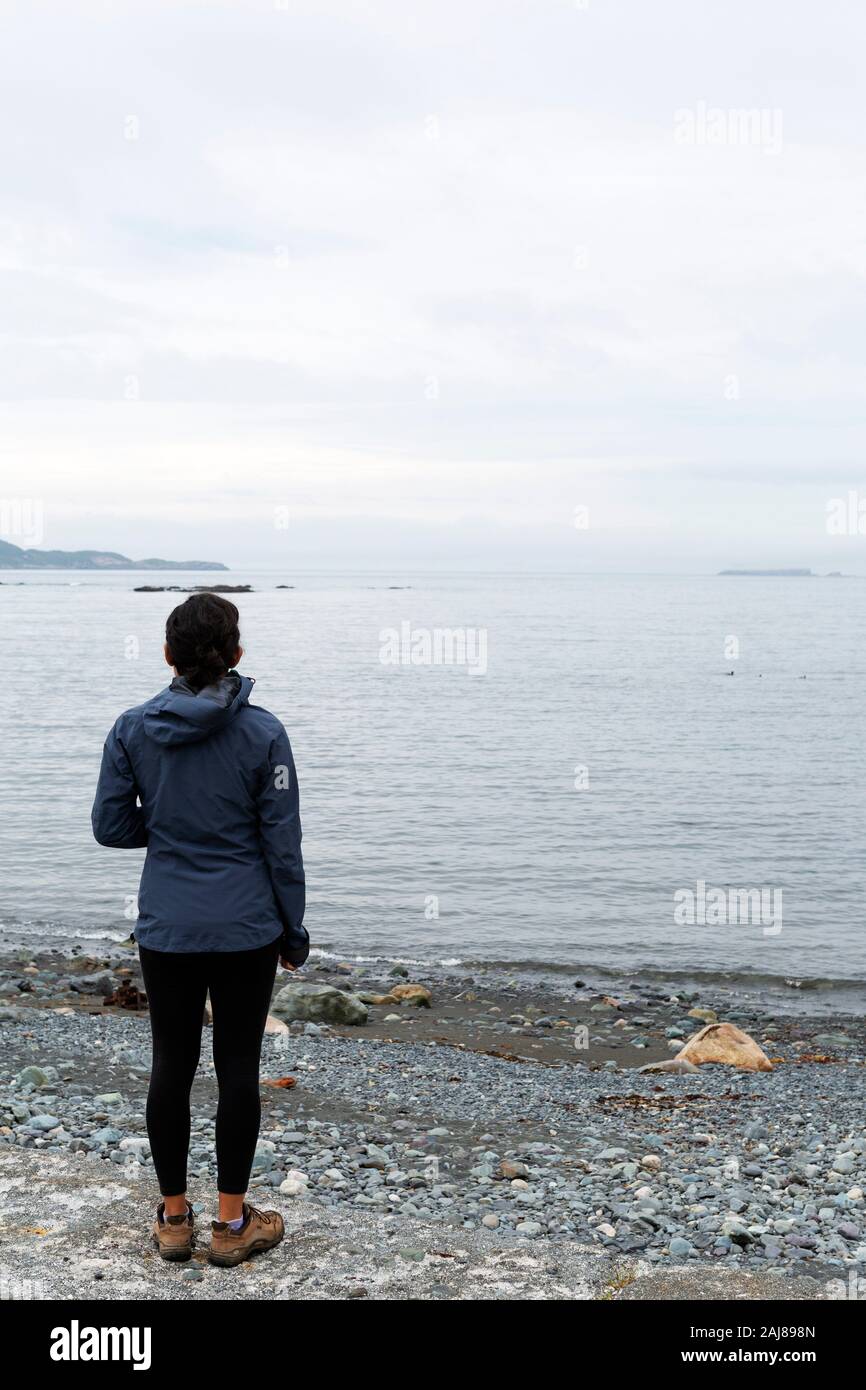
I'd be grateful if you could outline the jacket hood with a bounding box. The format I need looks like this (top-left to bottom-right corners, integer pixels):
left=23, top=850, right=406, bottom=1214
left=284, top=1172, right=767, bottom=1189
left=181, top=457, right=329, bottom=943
left=142, top=672, right=255, bottom=746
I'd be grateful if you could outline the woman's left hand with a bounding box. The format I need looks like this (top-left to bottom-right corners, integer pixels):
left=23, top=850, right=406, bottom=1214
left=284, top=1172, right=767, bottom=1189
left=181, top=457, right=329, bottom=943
left=279, top=959, right=297, bottom=971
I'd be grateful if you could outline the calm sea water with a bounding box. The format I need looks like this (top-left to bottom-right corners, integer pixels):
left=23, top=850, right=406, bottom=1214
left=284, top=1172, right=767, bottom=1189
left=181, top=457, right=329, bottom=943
left=1, top=570, right=864, bottom=1007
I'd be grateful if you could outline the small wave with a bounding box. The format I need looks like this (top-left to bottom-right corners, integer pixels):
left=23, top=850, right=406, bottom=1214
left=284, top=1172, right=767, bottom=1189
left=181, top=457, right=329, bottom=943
left=0, top=920, right=130, bottom=945
left=67, top=928, right=130, bottom=941
left=450, top=956, right=865, bottom=995
left=309, top=946, right=463, bottom=968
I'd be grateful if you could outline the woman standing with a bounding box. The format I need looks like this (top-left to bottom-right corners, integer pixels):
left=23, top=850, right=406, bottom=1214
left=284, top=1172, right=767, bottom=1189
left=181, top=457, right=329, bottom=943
left=92, top=593, right=308, bottom=1267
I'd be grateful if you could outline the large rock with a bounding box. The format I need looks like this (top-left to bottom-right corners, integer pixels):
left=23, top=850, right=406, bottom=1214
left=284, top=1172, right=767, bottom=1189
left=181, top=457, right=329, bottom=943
left=675, top=1022, right=773, bottom=1072
left=271, top=982, right=368, bottom=1026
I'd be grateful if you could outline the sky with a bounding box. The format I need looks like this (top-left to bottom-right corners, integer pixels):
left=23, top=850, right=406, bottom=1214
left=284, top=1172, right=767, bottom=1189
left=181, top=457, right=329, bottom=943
left=1, top=0, right=865, bottom=572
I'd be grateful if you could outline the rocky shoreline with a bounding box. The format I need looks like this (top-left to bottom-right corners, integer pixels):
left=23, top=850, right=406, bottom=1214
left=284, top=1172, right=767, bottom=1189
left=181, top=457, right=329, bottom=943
left=1, top=942, right=864, bottom=1299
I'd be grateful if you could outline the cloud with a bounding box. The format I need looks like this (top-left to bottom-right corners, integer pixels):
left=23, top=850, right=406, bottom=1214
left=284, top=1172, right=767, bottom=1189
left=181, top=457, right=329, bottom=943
left=1, top=0, right=864, bottom=568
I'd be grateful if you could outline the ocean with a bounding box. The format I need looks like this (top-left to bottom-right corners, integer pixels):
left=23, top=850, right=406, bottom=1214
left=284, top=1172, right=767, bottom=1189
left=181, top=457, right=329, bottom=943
left=1, top=569, right=864, bottom=1011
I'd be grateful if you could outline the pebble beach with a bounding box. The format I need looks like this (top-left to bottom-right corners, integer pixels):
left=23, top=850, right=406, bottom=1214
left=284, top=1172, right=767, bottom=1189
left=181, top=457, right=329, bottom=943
left=1, top=941, right=864, bottom=1300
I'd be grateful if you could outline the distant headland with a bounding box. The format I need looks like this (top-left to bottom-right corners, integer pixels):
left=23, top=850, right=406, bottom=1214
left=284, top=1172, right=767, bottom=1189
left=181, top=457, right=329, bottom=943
left=0, top=540, right=227, bottom=571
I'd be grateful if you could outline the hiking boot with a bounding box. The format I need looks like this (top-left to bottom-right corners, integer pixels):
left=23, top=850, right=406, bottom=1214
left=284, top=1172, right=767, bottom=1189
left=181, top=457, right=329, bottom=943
left=208, top=1203, right=285, bottom=1267
left=152, top=1201, right=194, bottom=1261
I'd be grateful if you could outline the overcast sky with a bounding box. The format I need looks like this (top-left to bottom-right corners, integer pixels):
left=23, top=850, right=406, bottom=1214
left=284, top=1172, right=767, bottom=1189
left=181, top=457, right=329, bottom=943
left=1, top=0, right=865, bottom=571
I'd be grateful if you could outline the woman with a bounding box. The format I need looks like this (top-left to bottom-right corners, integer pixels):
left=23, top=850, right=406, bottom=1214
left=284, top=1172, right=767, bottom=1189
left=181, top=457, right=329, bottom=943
left=91, top=592, right=308, bottom=1267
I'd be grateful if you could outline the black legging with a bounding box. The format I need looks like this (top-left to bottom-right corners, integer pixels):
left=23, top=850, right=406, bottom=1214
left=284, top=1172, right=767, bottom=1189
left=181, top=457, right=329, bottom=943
left=138, top=937, right=281, bottom=1196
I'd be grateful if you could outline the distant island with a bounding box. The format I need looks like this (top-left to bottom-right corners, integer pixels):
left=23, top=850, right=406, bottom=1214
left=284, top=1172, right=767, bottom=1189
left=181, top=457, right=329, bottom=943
left=719, top=568, right=812, bottom=577
left=134, top=584, right=251, bottom=594
left=0, top=540, right=226, bottom=571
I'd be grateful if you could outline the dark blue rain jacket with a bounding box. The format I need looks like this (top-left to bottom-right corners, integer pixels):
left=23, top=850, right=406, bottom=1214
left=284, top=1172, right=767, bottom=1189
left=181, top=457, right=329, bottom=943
left=91, top=673, right=307, bottom=960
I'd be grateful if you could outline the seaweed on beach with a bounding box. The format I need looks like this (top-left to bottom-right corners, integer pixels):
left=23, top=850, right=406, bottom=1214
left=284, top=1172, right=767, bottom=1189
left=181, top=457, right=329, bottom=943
left=593, top=1090, right=742, bottom=1113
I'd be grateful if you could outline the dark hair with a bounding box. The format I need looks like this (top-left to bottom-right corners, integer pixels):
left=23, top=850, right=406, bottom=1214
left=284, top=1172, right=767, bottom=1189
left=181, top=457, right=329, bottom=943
left=165, top=593, right=241, bottom=692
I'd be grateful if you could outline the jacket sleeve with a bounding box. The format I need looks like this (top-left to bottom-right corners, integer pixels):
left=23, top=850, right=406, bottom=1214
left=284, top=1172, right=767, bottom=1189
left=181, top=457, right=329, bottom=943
left=91, top=722, right=149, bottom=849
left=257, top=727, right=308, bottom=965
